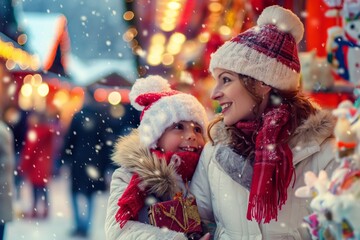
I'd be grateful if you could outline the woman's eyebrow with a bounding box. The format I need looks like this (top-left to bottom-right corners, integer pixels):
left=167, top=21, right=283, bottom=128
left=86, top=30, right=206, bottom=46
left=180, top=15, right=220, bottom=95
left=218, top=71, right=236, bottom=78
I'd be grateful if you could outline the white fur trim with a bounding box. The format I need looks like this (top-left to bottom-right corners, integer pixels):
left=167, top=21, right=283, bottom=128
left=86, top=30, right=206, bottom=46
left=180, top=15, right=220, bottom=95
left=209, top=41, right=300, bottom=91
left=129, top=75, right=171, bottom=111
left=138, top=93, right=208, bottom=148
left=257, top=5, right=304, bottom=44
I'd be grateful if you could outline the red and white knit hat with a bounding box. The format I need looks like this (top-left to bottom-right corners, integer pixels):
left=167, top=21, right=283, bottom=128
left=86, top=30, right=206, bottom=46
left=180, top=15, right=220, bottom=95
left=129, top=75, right=208, bottom=149
left=209, top=5, right=304, bottom=91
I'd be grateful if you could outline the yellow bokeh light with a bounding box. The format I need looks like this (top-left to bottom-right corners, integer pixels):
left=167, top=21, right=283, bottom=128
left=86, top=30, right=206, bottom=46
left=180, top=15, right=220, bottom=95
left=169, top=32, right=186, bottom=44
left=147, top=54, right=162, bottom=66
left=28, top=130, right=37, bottom=142
left=162, top=17, right=177, bottom=25
left=151, top=33, right=166, bottom=45
left=164, top=9, right=179, bottom=18
left=0, top=39, right=40, bottom=70
left=7, top=83, right=17, bottom=96
left=21, top=83, right=33, bottom=97
left=123, top=11, right=134, bottom=21
left=162, top=53, right=174, bottom=66
left=219, top=25, right=232, bottom=36
left=149, top=44, right=165, bottom=54
left=198, top=32, right=210, bottom=43
left=53, top=90, right=70, bottom=108
left=18, top=95, right=32, bottom=110
left=37, top=83, right=49, bottom=97
left=160, top=23, right=176, bottom=32
left=108, top=91, right=122, bottom=105
left=31, top=74, right=43, bottom=86
left=23, top=74, right=33, bottom=84
left=133, top=46, right=146, bottom=57
left=208, top=2, right=223, bottom=12
left=167, top=1, right=181, bottom=10
left=167, top=44, right=181, bottom=55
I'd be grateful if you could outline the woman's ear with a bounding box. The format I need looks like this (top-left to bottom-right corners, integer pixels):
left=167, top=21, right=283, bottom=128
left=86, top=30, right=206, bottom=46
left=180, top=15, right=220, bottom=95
left=256, top=82, right=272, bottom=96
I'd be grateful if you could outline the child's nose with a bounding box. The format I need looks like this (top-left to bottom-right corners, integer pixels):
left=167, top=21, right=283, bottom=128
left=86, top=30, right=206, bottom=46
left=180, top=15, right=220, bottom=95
left=185, top=130, right=196, bottom=140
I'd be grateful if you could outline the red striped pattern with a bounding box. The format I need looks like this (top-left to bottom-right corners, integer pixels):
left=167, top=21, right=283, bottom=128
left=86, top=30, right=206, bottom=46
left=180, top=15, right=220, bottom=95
left=231, top=24, right=300, bottom=72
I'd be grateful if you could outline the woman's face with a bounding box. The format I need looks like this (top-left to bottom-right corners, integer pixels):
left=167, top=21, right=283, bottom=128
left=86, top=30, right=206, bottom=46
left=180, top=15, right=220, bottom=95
left=211, top=68, right=270, bottom=125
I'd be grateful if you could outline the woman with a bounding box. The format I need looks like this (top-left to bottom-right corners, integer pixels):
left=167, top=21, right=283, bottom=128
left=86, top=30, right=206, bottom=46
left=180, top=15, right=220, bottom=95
left=190, top=5, right=338, bottom=240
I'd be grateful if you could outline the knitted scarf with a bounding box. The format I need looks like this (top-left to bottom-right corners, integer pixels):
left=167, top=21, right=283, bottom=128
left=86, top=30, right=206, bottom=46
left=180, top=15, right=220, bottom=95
left=236, top=103, right=295, bottom=223
left=115, top=150, right=200, bottom=228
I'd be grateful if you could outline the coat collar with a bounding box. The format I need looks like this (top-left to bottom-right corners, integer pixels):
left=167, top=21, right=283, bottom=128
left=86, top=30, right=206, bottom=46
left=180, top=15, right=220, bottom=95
left=112, top=129, right=184, bottom=198
left=289, top=110, right=336, bottom=164
left=288, top=110, right=335, bottom=148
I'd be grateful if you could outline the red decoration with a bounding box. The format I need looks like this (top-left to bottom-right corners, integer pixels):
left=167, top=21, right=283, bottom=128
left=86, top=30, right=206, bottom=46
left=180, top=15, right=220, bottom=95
left=306, top=0, right=342, bottom=57
left=310, top=91, right=355, bottom=108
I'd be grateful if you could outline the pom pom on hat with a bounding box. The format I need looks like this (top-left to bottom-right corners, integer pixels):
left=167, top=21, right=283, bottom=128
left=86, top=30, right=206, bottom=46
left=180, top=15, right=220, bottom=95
left=129, top=75, right=208, bottom=149
left=209, top=5, right=303, bottom=91
left=257, top=5, right=304, bottom=44
left=129, top=75, right=171, bottom=111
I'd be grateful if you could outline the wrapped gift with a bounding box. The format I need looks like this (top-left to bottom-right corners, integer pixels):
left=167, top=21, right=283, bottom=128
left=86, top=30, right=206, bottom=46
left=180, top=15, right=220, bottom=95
left=148, top=193, right=202, bottom=234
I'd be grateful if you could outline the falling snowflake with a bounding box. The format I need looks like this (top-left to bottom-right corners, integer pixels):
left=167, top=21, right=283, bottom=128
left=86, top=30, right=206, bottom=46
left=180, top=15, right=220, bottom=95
left=86, top=165, right=100, bottom=180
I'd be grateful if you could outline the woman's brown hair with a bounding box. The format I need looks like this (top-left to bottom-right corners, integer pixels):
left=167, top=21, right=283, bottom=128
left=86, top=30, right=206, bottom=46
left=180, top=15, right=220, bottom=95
left=207, top=74, right=317, bottom=158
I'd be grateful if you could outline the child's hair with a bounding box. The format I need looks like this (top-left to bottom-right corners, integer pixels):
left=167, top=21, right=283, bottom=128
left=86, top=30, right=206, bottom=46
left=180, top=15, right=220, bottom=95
left=129, top=75, right=208, bottom=149
left=207, top=74, right=317, bottom=158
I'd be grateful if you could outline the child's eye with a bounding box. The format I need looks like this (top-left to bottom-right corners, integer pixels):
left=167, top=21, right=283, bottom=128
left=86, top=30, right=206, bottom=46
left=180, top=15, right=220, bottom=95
left=194, top=126, right=202, bottom=133
left=173, top=123, right=184, bottom=130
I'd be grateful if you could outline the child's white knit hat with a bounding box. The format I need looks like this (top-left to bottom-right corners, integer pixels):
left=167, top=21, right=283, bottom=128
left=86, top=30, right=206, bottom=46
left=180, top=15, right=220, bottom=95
left=129, top=75, right=208, bottom=148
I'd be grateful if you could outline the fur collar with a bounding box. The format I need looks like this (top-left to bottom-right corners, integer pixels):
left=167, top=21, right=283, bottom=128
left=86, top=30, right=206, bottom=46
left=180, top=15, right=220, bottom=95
left=211, top=109, right=336, bottom=148
left=288, top=110, right=335, bottom=147
left=112, top=129, right=184, bottom=198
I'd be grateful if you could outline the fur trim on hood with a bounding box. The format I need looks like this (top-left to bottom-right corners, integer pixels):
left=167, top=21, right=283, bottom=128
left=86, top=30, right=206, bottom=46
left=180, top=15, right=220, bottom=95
left=210, top=109, right=336, bottom=148
left=288, top=110, right=335, bottom=147
left=112, top=129, right=184, bottom=198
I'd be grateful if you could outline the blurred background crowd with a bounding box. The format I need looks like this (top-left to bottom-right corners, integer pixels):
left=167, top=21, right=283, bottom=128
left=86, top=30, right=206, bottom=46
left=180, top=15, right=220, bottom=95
left=0, top=0, right=359, bottom=239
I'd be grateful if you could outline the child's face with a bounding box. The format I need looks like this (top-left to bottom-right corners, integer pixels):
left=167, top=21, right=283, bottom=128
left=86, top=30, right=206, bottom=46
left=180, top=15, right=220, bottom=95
left=157, top=121, right=205, bottom=154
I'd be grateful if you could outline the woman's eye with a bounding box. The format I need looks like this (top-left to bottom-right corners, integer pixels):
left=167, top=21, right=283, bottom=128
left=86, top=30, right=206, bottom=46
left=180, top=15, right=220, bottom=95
left=223, top=76, right=231, bottom=84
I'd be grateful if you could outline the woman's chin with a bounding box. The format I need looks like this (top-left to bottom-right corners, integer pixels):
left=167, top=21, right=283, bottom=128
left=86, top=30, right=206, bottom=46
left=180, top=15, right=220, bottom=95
left=223, top=118, right=236, bottom=126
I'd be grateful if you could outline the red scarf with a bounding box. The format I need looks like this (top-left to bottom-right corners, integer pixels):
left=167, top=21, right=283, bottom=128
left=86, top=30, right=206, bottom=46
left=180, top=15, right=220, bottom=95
left=236, top=104, right=295, bottom=223
left=115, top=150, right=200, bottom=228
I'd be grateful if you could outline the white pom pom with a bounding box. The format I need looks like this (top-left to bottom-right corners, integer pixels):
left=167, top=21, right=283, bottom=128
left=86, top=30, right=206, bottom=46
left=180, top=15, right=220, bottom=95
left=129, top=75, right=171, bottom=111
left=257, top=5, right=304, bottom=44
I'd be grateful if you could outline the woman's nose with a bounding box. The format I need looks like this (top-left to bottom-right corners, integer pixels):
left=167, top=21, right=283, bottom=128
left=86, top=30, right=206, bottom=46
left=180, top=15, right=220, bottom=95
left=211, top=87, right=222, bottom=100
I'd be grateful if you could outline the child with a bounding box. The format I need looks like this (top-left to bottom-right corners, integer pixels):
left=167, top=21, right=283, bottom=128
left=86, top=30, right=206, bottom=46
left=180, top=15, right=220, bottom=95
left=105, top=75, right=208, bottom=240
